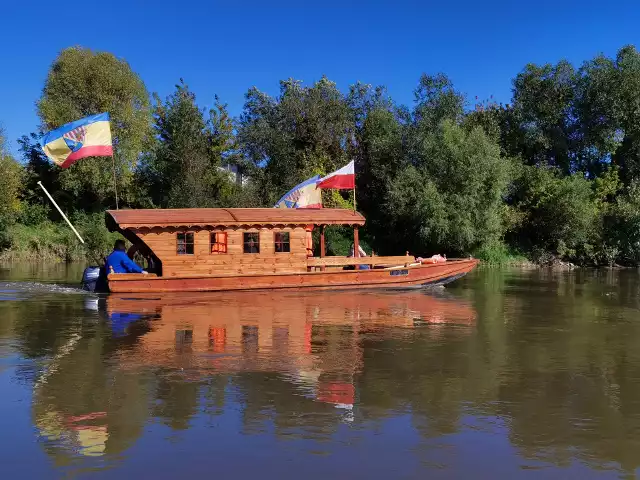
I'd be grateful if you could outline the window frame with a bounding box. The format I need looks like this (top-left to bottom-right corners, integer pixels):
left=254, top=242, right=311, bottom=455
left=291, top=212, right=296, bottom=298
left=176, top=232, right=195, bottom=255
left=210, top=231, right=228, bottom=254
left=243, top=232, right=260, bottom=254
left=274, top=231, right=291, bottom=253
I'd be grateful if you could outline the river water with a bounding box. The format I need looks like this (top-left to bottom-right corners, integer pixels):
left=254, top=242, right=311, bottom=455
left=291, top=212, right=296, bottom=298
left=1, top=264, right=640, bottom=479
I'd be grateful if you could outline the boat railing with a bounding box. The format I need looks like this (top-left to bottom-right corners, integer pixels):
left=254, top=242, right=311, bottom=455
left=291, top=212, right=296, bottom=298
left=307, top=255, right=415, bottom=270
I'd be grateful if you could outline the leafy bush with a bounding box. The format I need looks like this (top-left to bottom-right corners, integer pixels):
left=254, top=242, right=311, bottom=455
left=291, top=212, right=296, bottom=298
left=17, top=203, right=50, bottom=226
left=0, top=214, right=121, bottom=263
left=385, top=121, right=512, bottom=256
left=474, top=241, right=528, bottom=266
left=71, top=212, right=122, bottom=262
left=507, top=164, right=600, bottom=262
left=603, top=181, right=640, bottom=266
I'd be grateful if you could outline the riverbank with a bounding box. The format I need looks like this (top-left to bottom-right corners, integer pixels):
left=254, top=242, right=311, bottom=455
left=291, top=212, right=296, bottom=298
left=0, top=220, right=625, bottom=270
left=0, top=218, right=120, bottom=263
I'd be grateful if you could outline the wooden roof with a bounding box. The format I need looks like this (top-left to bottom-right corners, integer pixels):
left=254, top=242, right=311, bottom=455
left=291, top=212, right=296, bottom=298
left=106, top=208, right=365, bottom=230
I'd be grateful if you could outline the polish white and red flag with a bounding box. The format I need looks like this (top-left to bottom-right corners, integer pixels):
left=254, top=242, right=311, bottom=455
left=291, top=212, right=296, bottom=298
left=316, top=161, right=355, bottom=189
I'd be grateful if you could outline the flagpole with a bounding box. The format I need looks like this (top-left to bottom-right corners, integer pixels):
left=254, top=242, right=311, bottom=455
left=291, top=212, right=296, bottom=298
left=353, top=161, right=356, bottom=212
left=111, top=155, right=119, bottom=210
left=353, top=185, right=356, bottom=212
left=37, top=181, right=85, bottom=244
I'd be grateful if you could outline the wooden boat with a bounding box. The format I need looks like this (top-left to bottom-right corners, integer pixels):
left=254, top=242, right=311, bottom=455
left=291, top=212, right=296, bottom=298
left=104, top=208, right=478, bottom=293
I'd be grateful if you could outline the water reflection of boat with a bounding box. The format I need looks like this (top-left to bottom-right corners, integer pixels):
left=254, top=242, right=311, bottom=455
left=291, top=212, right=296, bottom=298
left=107, top=291, right=477, bottom=407
left=31, top=290, right=476, bottom=467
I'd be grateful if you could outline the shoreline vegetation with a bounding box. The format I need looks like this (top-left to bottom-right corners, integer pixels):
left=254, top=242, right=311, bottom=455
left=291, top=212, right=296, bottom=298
left=3, top=46, right=640, bottom=268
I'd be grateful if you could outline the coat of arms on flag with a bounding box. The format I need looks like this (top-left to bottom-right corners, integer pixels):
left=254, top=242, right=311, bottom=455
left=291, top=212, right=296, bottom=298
left=63, top=125, right=88, bottom=153
left=274, top=175, right=322, bottom=208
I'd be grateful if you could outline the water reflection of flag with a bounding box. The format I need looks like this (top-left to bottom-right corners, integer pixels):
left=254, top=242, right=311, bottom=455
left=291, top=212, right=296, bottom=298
left=317, top=382, right=355, bottom=406
left=274, top=175, right=322, bottom=208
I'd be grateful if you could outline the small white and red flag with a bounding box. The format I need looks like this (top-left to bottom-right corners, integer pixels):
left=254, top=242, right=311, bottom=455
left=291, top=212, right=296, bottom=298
left=316, top=161, right=355, bottom=190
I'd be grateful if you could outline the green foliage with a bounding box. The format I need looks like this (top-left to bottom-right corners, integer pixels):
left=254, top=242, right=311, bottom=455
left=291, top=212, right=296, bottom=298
left=473, top=241, right=529, bottom=266
left=238, top=77, right=353, bottom=206
left=602, top=181, right=640, bottom=265
left=413, top=73, right=464, bottom=131
left=0, top=130, right=23, bottom=226
left=145, top=81, right=215, bottom=207
left=17, top=203, right=50, bottom=227
left=1, top=222, right=83, bottom=262
left=353, top=100, right=406, bottom=246
left=385, top=121, right=511, bottom=256
left=576, top=46, right=640, bottom=183
left=0, top=214, right=120, bottom=263
left=8, top=45, right=640, bottom=266
left=510, top=61, right=578, bottom=173
left=139, top=81, right=249, bottom=208
left=508, top=163, right=600, bottom=261
left=37, top=47, right=152, bottom=209
left=463, top=100, right=503, bottom=144
left=324, top=226, right=354, bottom=256
left=72, top=212, right=122, bottom=262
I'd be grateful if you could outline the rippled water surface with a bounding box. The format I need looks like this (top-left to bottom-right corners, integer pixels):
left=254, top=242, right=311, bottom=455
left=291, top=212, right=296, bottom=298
left=1, top=263, right=640, bottom=479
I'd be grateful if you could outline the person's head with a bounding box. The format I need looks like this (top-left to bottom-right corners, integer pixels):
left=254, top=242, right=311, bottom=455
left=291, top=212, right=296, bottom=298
left=113, top=239, right=126, bottom=251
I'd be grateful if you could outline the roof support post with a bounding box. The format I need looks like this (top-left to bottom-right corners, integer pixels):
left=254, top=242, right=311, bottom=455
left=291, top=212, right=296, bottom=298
left=320, top=225, right=326, bottom=272
left=354, top=226, right=360, bottom=258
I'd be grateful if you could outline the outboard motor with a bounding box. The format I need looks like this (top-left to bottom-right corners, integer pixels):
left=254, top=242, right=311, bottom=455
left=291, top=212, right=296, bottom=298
left=82, top=266, right=108, bottom=293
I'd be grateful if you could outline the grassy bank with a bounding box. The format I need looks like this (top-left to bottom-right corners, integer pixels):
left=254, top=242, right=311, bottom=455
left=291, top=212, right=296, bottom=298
left=473, top=242, right=534, bottom=267
left=0, top=214, right=121, bottom=263
left=2, top=221, right=537, bottom=268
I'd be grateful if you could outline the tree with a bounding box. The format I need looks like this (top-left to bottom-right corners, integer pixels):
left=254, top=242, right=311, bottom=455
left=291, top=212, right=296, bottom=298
left=139, top=81, right=240, bottom=208
left=602, top=180, right=640, bottom=265
left=238, top=77, right=353, bottom=206
left=413, top=73, right=464, bottom=132
left=207, top=95, right=258, bottom=207
left=18, top=133, right=61, bottom=214
left=576, top=45, right=640, bottom=183
left=507, top=163, right=600, bottom=262
left=386, top=120, right=511, bottom=255
left=351, top=100, right=407, bottom=246
left=510, top=61, right=579, bottom=174
left=0, top=130, right=23, bottom=232
left=37, top=47, right=152, bottom=209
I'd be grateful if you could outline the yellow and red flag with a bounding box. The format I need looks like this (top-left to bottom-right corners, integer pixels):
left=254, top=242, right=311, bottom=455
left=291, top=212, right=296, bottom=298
left=41, top=113, right=113, bottom=168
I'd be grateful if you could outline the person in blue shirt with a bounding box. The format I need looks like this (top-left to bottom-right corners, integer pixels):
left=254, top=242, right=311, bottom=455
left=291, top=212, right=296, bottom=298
left=105, top=240, right=148, bottom=274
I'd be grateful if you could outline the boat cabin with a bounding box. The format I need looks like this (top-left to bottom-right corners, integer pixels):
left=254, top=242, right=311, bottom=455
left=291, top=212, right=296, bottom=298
left=105, top=208, right=380, bottom=277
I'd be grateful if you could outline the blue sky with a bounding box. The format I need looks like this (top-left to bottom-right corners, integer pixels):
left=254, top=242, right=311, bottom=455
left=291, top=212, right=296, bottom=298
left=1, top=0, right=639, bottom=154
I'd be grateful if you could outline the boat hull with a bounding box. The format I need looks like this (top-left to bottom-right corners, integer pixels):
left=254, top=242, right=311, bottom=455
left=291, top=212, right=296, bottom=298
left=107, top=259, right=478, bottom=293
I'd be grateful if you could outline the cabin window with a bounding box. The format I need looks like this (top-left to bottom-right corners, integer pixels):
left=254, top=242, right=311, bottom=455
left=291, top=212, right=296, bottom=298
left=177, top=232, right=194, bottom=255
left=274, top=232, right=291, bottom=253
left=243, top=232, right=260, bottom=253
left=210, top=232, right=227, bottom=254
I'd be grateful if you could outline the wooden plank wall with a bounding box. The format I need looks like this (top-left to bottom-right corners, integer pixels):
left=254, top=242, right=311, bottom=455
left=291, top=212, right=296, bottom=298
left=138, top=227, right=308, bottom=276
